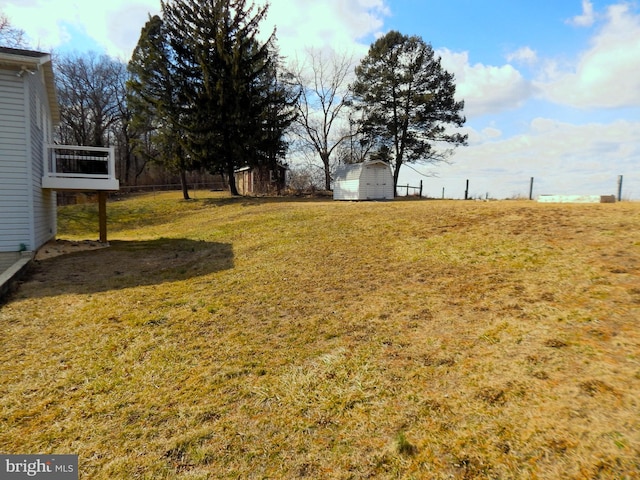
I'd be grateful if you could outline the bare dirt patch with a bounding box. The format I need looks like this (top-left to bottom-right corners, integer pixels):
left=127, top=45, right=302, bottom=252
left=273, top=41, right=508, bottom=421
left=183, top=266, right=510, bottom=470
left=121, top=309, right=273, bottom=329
left=35, top=239, right=108, bottom=260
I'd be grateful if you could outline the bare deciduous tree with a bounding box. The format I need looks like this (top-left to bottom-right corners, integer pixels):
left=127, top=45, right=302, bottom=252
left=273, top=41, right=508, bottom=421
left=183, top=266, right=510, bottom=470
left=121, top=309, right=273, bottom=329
left=0, top=13, right=28, bottom=48
left=291, top=48, right=355, bottom=190
left=54, top=52, right=148, bottom=184
left=55, top=52, right=127, bottom=147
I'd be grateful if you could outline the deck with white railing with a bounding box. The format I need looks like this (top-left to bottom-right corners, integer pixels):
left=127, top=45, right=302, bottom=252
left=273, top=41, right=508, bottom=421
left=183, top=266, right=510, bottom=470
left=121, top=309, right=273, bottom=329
left=42, top=145, right=120, bottom=191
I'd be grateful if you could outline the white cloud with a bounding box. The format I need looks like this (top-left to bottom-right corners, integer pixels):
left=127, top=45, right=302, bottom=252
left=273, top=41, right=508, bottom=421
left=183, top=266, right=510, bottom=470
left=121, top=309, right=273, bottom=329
left=506, top=46, right=538, bottom=65
left=439, top=49, right=535, bottom=118
left=401, top=117, right=639, bottom=199
left=567, top=0, right=596, bottom=27
left=1, top=0, right=159, bottom=59
left=260, top=0, right=389, bottom=61
left=470, top=118, right=640, bottom=189
left=542, top=3, right=640, bottom=108
left=2, top=0, right=72, bottom=50
left=482, top=126, right=502, bottom=139
left=2, top=0, right=388, bottom=62
left=105, top=3, right=160, bottom=60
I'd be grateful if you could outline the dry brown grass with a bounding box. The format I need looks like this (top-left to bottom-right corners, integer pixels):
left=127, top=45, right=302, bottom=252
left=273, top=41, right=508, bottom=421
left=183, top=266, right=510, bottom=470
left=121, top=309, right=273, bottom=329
left=1, top=192, right=639, bottom=479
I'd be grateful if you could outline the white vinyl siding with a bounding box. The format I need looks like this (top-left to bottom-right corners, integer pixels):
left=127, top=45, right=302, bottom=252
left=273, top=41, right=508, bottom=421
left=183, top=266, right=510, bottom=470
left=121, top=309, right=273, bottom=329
left=0, top=66, right=56, bottom=253
left=333, top=160, right=394, bottom=201
left=26, top=71, right=56, bottom=249
left=0, top=70, right=30, bottom=252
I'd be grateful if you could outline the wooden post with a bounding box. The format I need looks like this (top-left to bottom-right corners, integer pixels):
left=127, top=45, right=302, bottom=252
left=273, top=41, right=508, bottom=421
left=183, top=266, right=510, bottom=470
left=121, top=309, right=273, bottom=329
left=98, top=191, right=108, bottom=243
left=419, top=180, right=423, bottom=198
left=465, top=179, right=469, bottom=200
left=442, top=187, right=445, bottom=199
left=529, top=177, right=534, bottom=200
left=618, top=175, right=623, bottom=202
left=406, top=184, right=409, bottom=196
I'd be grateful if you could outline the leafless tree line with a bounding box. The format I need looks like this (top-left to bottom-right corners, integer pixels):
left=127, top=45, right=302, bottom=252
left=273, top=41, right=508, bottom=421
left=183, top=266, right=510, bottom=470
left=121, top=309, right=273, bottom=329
left=0, top=13, right=27, bottom=48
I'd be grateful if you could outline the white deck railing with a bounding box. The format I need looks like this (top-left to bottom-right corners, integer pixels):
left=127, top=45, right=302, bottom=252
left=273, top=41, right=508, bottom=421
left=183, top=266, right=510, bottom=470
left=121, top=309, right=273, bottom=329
left=42, top=145, right=119, bottom=191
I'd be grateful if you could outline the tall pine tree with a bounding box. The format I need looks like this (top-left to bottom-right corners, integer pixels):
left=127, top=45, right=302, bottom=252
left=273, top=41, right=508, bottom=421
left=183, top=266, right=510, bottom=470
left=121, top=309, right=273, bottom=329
left=352, top=31, right=468, bottom=192
left=251, top=57, right=299, bottom=191
left=161, top=0, right=280, bottom=195
left=127, top=14, right=195, bottom=199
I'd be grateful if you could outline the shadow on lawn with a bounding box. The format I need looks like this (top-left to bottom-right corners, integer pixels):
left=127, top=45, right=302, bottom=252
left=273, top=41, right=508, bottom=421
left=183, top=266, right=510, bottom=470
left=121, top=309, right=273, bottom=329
left=20, top=238, right=234, bottom=298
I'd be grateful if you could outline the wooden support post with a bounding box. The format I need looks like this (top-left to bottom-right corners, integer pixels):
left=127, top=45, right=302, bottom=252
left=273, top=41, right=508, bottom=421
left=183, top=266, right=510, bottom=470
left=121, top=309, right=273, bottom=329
left=618, top=175, right=623, bottom=202
left=529, top=177, right=534, bottom=200
left=98, top=191, right=108, bottom=244
left=465, top=179, right=469, bottom=200
left=419, top=180, right=423, bottom=198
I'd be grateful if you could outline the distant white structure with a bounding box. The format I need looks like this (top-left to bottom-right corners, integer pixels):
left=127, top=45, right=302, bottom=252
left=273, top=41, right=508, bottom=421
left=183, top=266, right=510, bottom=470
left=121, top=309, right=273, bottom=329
left=537, top=195, right=616, bottom=203
left=333, top=160, right=394, bottom=201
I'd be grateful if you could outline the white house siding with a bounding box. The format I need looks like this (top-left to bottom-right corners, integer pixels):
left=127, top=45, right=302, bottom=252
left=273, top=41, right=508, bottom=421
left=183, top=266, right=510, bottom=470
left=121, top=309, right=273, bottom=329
left=26, top=71, right=56, bottom=250
left=0, top=70, right=30, bottom=252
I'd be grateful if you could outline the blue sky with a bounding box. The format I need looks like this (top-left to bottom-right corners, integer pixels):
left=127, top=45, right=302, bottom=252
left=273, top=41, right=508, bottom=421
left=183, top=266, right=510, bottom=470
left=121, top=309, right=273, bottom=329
left=2, top=0, right=639, bottom=199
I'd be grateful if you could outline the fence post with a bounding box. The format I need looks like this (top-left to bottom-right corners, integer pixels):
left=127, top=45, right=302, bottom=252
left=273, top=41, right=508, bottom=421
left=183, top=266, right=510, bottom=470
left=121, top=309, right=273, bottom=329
left=419, top=180, right=423, bottom=198
left=465, top=179, right=469, bottom=200
left=529, top=177, right=534, bottom=200
left=618, top=175, right=623, bottom=201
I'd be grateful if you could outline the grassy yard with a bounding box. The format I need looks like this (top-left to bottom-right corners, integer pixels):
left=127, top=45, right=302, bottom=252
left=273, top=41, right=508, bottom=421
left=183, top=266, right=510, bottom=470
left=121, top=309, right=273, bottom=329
left=1, top=191, right=639, bottom=479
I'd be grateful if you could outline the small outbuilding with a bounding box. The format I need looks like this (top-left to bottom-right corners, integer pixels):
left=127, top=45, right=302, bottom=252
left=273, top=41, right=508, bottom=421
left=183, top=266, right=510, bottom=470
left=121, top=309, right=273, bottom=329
left=333, top=160, right=394, bottom=201
left=235, top=163, right=288, bottom=195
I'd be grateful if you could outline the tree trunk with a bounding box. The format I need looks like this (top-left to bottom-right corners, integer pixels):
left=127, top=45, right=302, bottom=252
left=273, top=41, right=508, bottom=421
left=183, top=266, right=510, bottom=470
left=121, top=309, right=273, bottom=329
left=227, top=162, right=239, bottom=196
left=321, top=152, right=331, bottom=191
left=393, top=162, right=401, bottom=198
left=180, top=169, right=190, bottom=200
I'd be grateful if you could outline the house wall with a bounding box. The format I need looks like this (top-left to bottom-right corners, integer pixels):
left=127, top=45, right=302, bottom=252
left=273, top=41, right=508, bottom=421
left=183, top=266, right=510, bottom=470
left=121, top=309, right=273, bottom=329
left=0, top=69, right=30, bottom=252
left=25, top=70, right=56, bottom=249
left=0, top=66, right=56, bottom=252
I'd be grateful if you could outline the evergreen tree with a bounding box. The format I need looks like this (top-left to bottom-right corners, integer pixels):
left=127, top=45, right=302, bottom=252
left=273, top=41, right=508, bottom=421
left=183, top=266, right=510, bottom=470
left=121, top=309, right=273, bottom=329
left=127, top=14, right=194, bottom=199
left=352, top=31, right=468, bottom=191
left=161, top=0, right=279, bottom=195
left=250, top=58, right=299, bottom=191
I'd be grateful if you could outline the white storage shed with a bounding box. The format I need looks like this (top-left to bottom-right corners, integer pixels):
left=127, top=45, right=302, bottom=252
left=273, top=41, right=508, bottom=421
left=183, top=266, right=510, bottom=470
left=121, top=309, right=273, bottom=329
left=333, top=160, right=394, bottom=201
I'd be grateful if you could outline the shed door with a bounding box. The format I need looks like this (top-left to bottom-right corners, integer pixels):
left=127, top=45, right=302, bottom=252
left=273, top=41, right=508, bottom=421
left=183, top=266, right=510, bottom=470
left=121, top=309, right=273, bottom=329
left=365, top=164, right=389, bottom=199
